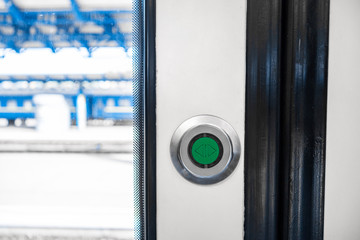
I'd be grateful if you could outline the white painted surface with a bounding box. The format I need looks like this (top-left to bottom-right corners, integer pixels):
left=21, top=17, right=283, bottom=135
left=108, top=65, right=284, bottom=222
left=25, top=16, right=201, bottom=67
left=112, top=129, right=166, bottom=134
left=156, top=0, right=246, bottom=239
left=325, top=0, right=360, bottom=239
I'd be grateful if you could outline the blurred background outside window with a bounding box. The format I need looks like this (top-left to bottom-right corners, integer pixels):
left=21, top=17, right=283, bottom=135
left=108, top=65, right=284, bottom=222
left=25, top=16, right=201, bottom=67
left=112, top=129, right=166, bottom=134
left=0, top=0, right=133, bottom=239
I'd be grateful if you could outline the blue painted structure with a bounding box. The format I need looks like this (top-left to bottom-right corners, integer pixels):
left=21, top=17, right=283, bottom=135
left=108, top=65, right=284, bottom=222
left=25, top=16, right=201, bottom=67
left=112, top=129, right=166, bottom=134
left=0, top=0, right=132, bottom=53
left=0, top=1, right=133, bottom=122
left=89, top=94, right=133, bottom=120
left=0, top=74, right=133, bottom=121
left=0, top=94, right=133, bottom=121
left=0, top=94, right=34, bottom=119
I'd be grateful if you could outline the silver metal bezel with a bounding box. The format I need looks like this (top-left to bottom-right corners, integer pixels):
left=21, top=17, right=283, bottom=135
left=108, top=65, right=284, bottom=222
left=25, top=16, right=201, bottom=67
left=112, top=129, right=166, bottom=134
left=170, top=115, right=241, bottom=185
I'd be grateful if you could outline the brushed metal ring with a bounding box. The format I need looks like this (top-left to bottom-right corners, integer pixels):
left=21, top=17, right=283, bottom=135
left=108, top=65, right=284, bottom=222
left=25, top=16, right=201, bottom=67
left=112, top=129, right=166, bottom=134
left=170, top=115, right=241, bottom=185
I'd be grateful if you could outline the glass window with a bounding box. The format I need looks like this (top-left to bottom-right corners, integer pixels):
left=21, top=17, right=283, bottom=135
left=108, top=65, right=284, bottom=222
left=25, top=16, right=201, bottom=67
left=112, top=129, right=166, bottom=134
left=0, top=0, right=134, bottom=239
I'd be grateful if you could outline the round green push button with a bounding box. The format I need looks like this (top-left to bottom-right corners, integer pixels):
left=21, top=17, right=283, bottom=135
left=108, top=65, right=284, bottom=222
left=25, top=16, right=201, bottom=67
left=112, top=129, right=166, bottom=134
left=188, top=133, right=223, bottom=168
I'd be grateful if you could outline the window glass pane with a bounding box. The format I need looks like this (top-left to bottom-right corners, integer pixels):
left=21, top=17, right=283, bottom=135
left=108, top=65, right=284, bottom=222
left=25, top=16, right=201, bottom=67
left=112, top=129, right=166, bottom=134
left=0, top=0, right=133, bottom=239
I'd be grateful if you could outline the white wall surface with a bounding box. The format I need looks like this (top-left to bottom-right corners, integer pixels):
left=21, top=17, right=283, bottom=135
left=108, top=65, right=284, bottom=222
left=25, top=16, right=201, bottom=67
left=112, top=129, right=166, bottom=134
left=156, top=0, right=246, bottom=239
left=325, top=0, right=360, bottom=239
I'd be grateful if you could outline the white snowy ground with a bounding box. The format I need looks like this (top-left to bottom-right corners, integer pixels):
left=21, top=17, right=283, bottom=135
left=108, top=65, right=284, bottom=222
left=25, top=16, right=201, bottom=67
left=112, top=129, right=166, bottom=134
left=0, top=126, right=134, bottom=239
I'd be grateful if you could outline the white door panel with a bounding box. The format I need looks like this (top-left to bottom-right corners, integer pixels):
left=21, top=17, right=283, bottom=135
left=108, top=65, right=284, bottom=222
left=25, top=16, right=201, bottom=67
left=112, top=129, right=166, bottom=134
left=156, top=0, right=246, bottom=239
left=325, top=0, right=360, bottom=239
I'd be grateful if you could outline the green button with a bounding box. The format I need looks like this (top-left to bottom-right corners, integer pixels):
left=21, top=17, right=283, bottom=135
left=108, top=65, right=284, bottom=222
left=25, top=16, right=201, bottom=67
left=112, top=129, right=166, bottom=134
left=191, top=137, right=220, bottom=165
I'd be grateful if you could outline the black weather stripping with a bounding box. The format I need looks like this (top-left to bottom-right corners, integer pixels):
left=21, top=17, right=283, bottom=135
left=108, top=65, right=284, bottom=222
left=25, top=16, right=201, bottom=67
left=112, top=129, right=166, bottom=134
left=245, top=0, right=329, bottom=240
left=279, top=0, right=329, bottom=240
left=245, top=0, right=282, bottom=240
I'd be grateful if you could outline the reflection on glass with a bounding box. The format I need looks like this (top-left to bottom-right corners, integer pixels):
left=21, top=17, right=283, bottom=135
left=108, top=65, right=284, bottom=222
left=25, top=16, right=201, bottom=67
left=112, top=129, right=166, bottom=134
left=0, top=0, right=133, bottom=239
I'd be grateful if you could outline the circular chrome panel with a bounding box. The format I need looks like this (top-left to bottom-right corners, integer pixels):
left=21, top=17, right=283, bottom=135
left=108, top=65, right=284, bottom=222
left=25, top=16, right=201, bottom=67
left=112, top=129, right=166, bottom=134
left=170, top=115, right=241, bottom=185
